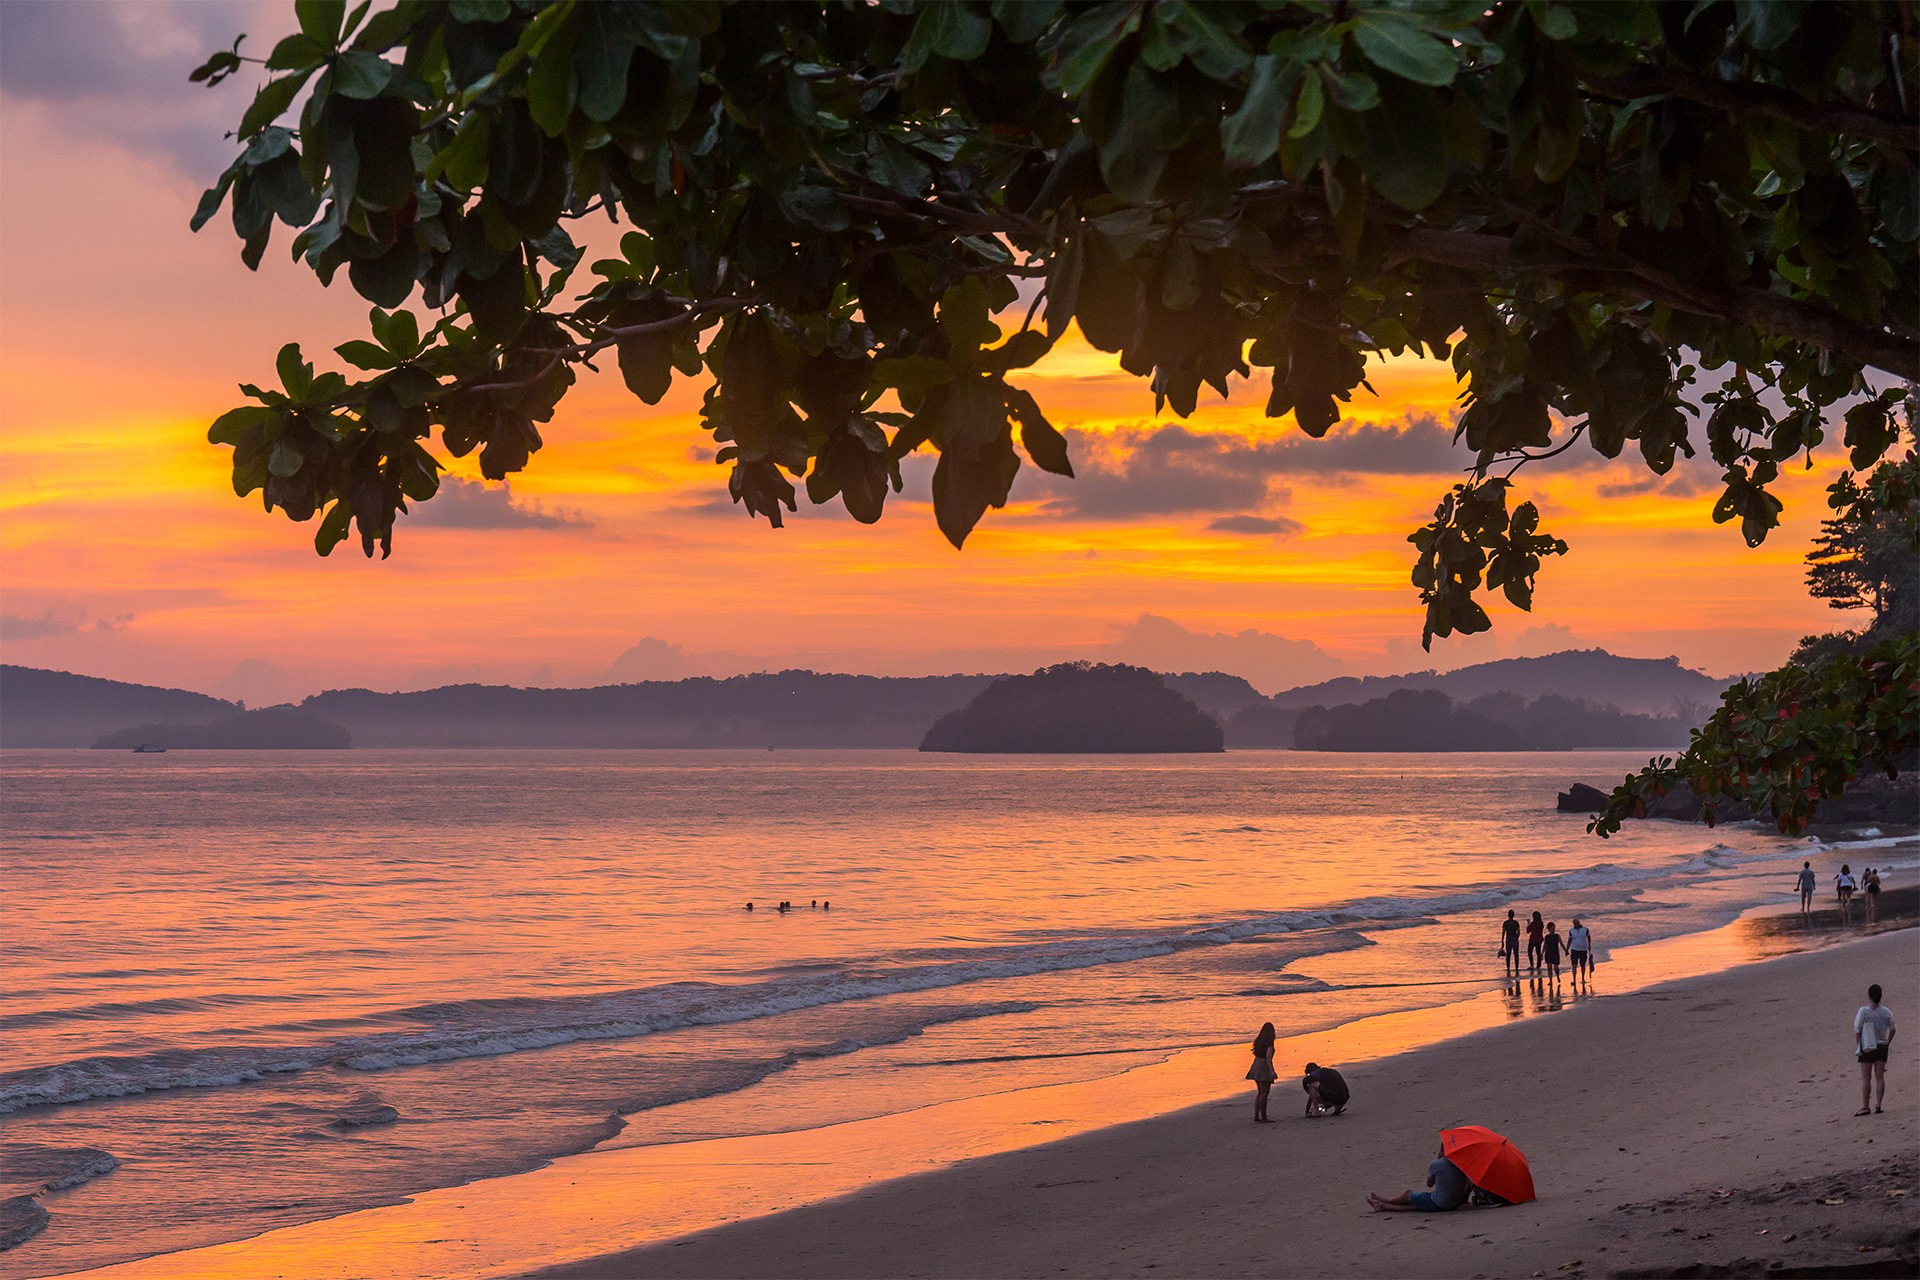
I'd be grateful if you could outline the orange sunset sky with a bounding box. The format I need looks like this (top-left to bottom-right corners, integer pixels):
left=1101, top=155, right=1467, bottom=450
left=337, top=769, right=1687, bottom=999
left=0, top=2, right=1858, bottom=706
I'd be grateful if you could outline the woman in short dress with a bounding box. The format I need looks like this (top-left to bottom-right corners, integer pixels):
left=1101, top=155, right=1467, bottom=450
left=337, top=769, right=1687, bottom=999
left=1246, top=1022, right=1278, bottom=1122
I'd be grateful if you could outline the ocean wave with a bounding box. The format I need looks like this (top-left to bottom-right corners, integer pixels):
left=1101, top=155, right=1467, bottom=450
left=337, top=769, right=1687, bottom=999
left=0, top=844, right=1773, bottom=1117
left=0, top=1143, right=121, bottom=1252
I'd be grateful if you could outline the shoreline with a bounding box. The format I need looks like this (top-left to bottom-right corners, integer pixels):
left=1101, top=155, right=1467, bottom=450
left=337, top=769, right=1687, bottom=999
left=538, top=926, right=1917, bottom=1280
left=46, top=866, right=1916, bottom=1280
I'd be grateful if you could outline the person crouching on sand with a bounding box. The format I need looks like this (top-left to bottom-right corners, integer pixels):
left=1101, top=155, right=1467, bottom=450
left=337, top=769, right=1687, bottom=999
left=1302, top=1062, right=1349, bottom=1117
left=1369, top=1146, right=1470, bottom=1212
left=1246, top=1022, right=1278, bottom=1122
left=1854, top=983, right=1896, bottom=1116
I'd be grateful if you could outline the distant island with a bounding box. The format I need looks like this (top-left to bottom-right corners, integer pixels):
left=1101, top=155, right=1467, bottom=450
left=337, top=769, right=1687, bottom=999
left=919, top=663, right=1224, bottom=754
left=1291, top=689, right=1691, bottom=752
left=94, top=709, right=352, bottom=750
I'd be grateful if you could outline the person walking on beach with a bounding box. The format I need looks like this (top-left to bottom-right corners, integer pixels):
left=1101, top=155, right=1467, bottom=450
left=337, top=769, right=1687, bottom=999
left=1797, top=861, right=1818, bottom=919
left=1500, top=910, right=1521, bottom=972
left=1863, top=867, right=1881, bottom=924
left=1542, top=922, right=1564, bottom=984
left=1566, top=918, right=1593, bottom=983
left=1368, top=1145, right=1470, bottom=1213
left=1853, top=983, right=1895, bottom=1115
left=1302, top=1062, right=1349, bottom=1117
left=1246, top=1022, right=1278, bottom=1123
left=1525, top=911, right=1545, bottom=972
left=1835, top=865, right=1857, bottom=923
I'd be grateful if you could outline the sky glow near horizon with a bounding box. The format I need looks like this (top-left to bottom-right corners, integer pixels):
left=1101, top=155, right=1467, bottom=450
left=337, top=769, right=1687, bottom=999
left=0, top=1, right=1851, bottom=705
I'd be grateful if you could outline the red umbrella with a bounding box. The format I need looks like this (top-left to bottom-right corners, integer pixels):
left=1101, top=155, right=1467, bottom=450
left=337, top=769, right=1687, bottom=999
left=1439, top=1125, right=1536, bottom=1205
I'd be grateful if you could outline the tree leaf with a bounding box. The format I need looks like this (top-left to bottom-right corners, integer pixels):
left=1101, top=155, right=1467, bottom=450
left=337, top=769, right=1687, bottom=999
left=873, top=355, right=957, bottom=392
left=336, top=339, right=396, bottom=369
left=1351, top=13, right=1461, bottom=87
left=1222, top=54, right=1288, bottom=169
left=1009, top=389, right=1072, bottom=476
left=208, top=405, right=279, bottom=445
left=295, top=0, right=345, bottom=45
left=332, top=50, right=394, bottom=100
left=1287, top=71, right=1324, bottom=140
left=239, top=73, right=308, bottom=138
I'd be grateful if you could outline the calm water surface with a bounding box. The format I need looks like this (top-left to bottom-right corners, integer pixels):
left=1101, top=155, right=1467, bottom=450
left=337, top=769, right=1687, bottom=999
left=0, top=749, right=1865, bottom=1275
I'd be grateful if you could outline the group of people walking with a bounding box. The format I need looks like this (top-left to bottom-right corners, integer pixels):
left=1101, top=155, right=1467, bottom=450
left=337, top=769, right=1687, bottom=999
left=1806, top=861, right=1884, bottom=923
left=1499, top=909, right=1594, bottom=984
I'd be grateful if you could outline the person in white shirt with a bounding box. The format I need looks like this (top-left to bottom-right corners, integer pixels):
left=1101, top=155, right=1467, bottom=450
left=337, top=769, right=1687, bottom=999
left=1566, top=918, right=1594, bottom=984
left=1835, top=865, right=1857, bottom=924
left=1853, top=983, right=1896, bottom=1116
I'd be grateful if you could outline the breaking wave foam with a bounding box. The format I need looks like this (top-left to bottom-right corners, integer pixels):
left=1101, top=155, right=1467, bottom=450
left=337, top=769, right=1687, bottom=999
left=0, top=843, right=1772, bottom=1117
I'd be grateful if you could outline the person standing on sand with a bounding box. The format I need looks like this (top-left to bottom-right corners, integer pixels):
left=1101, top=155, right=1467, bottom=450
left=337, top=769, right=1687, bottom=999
left=1543, top=921, right=1564, bottom=984
left=1526, top=911, right=1545, bottom=971
left=1835, top=865, right=1857, bottom=923
left=1500, top=910, right=1521, bottom=972
left=1246, top=1022, right=1278, bottom=1123
left=1862, top=868, right=1881, bottom=923
left=1369, top=1146, right=1470, bottom=1212
left=1853, top=983, right=1895, bottom=1115
left=1797, top=861, right=1818, bottom=919
left=1566, top=918, right=1593, bottom=983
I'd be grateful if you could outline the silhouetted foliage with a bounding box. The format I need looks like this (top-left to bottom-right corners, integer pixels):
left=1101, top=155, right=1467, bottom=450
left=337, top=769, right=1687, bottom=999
left=186, top=2, right=1918, bottom=819
left=1594, top=452, right=1919, bottom=836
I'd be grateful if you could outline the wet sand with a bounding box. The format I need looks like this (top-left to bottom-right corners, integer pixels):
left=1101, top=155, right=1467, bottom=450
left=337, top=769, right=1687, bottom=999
left=534, top=927, right=1918, bottom=1280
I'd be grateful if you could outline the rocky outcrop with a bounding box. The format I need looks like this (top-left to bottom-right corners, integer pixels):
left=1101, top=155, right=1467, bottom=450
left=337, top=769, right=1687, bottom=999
left=1557, top=782, right=1612, bottom=812
left=1556, top=775, right=1917, bottom=826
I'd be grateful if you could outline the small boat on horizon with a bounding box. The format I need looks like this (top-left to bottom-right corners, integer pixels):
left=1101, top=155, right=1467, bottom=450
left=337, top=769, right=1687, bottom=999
left=131, top=744, right=167, bottom=753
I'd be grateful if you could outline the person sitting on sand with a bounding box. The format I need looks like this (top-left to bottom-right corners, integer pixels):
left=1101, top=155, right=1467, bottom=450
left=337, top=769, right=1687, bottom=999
left=1543, top=921, right=1564, bottom=983
left=1862, top=868, right=1881, bottom=924
left=1566, top=918, right=1593, bottom=982
left=1854, top=983, right=1896, bottom=1116
left=1302, top=1062, right=1349, bottom=1117
left=1246, top=1022, right=1278, bottom=1123
left=1797, top=861, right=1817, bottom=918
left=1835, top=866, right=1857, bottom=923
left=1525, top=911, right=1545, bottom=971
left=1369, top=1146, right=1470, bottom=1212
left=1500, top=910, right=1521, bottom=972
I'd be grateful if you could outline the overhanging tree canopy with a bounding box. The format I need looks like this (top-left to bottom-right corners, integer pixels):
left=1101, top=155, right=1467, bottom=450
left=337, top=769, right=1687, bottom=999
left=191, top=0, right=1918, bottom=830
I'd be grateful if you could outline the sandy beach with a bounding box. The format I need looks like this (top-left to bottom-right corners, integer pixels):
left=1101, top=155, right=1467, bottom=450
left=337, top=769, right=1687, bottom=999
left=535, top=925, right=1920, bottom=1280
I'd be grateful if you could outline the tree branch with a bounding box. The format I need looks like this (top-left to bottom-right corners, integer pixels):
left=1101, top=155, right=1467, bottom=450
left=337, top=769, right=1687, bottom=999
left=1381, top=227, right=1920, bottom=381
left=1592, top=66, right=1920, bottom=152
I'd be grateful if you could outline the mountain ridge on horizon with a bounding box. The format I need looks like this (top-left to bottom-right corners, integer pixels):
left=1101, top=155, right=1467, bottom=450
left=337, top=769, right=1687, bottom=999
left=0, top=649, right=1731, bottom=749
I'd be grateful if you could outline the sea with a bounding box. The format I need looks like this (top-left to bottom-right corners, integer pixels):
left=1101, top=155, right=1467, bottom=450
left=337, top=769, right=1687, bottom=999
left=0, top=748, right=1907, bottom=1277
